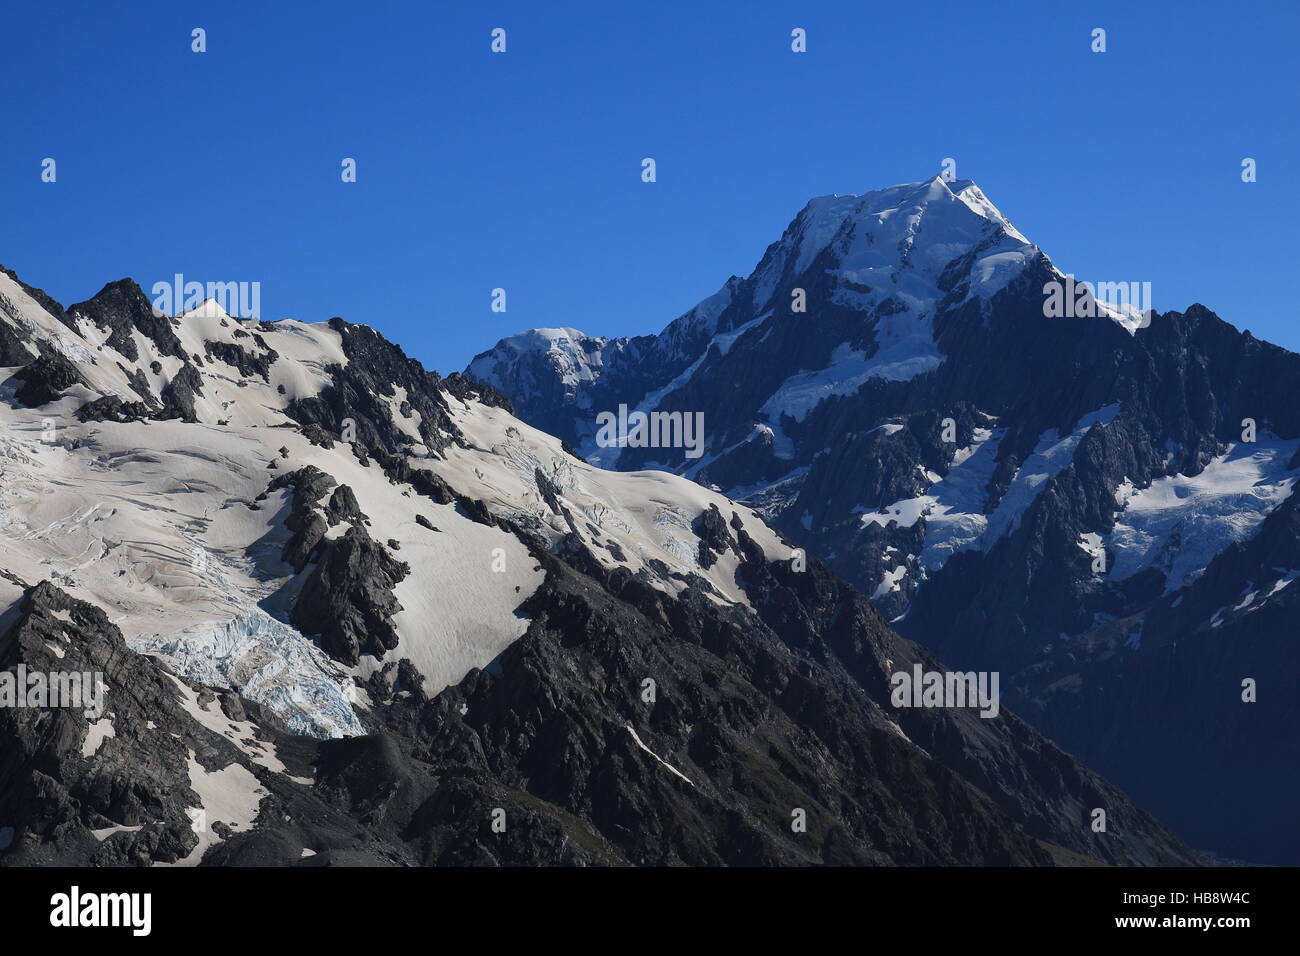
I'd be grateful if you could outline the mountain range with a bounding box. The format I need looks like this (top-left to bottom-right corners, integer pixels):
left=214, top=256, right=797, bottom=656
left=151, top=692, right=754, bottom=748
left=0, top=261, right=1204, bottom=865
left=467, top=176, right=1300, bottom=864
left=2, top=174, right=1291, bottom=866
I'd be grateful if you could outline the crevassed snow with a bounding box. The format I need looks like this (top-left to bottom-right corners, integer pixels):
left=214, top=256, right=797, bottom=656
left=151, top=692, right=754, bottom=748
left=133, top=611, right=363, bottom=739
left=2, top=264, right=802, bottom=769
left=1106, top=437, right=1300, bottom=592
left=442, top=395, right=788, bottom=610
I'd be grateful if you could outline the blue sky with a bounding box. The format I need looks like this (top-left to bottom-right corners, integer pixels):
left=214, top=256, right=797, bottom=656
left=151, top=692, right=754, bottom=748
left=2, top=0, right=1297, bottom=372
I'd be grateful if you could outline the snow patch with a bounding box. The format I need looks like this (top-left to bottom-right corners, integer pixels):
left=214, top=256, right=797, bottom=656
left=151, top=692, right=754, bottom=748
left=1107, top=437, right=1300, bottom=592
left=625, top=725, right=693, bottom=786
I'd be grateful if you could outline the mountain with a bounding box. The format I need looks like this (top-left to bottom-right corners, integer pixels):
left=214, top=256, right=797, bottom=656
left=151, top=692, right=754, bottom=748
left=465, top=176, right=1300, bottom=864
left=0, top=264, right=1199, bottom=866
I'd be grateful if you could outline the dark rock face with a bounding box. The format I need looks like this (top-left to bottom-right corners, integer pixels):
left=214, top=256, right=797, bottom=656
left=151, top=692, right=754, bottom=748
left=1009, top=491, right=1300, bottom=865
left=369, top=446, right=457, bottom=504
left=125, top=367, right=158, bottom=407
left=0, top=582, right=195, bottom=864
left=0, top=543, right=1199, bottom=868
left=441, top=370, right=514, bottom=414
left=292, top=524, right=409, bottom=665
left=532, top=467, right=578, bottom=534
left=13, top=353, right=84, bottom=407
left=730, top=547, right=1190, bottom=866
left=326, top=484, right=366, bottom=526
left=264, top=466, right=408, bottom=666
left=158, top=363, right=205, bottom=422
left=0, top=285, right=39, bottom=365
left=693, top=504, right=734, bottom=569
left=267, top=466, right=339, bottom=570
left=67, top=279, right=187, bottom=363
left=76, top=395, right=153, bottom=423
left=0, top=582, right=425, bottom=867
left=204, top=339, right=278, bottom=381
left=359, top=526, right=1197, bottom=866
left=288, top=319, right=464, bottom=457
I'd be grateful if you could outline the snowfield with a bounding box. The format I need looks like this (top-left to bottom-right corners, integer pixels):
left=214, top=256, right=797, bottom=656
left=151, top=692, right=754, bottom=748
left=0, top=267, right=796, bottom=749
left=1106, top=437, right=1300, bottom=592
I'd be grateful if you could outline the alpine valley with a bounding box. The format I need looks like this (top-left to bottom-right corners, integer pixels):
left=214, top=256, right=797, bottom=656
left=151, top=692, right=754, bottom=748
left=0, top=256, right=1200, bottom=867
left=468, top=176, right=1300, bottom=865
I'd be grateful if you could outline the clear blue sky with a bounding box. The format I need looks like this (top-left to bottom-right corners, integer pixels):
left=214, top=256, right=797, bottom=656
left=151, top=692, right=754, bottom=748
left=2, top=0, right=1297, bottom=373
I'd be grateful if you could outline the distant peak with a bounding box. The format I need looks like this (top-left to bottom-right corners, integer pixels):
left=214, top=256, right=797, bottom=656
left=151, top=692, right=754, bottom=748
left=179, top=298, right=233, bottom=321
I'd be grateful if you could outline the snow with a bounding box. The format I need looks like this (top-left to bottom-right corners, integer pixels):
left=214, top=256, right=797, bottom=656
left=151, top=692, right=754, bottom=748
left=760, top=339, right=943, bottom=424
left=442, top=395, right=787, bottom=611
left=646, top=278, right=741, bottom=363
left=0, top=305, right=550, bottom=737
left=772, top=178, right=1029, bottom=297
left=157, top=750, right=266, bottom=867
left=179, top=298, right=235, bottom=321
left=1106, top=437, right=1300, bottom=592
left=467, top=327, right=613, bottom=392
left=91, top=824, right=143, bottom=842
left=2, top=261, right=834, bottom=788
left=1266, top=570, right=1300, bottom=596
left=872, top=564, right=908, bottom=599
left=582, top=312, right=767, bottom=466
left=748, top=178, right=1039, bottom=424
left=82, top=718, right=116, bottom=757
left=625, top=725, right=693, bottom=786
left=858, top=424, right=1002, bottom=569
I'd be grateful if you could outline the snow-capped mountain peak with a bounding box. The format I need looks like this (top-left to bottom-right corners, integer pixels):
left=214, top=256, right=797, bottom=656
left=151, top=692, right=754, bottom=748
left=755, top=175, right=1036, bottom=314
left=468, top=177, right=1048, bottom=469
left=178, top=297, right=235, bottom=322
left=463, top=179, right=1300, bottom=865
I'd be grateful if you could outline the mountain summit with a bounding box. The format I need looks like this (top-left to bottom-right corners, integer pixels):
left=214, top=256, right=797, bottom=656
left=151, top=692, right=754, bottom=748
left=467, top=176, right=1091, bottom=470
